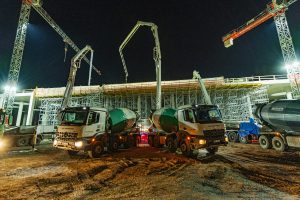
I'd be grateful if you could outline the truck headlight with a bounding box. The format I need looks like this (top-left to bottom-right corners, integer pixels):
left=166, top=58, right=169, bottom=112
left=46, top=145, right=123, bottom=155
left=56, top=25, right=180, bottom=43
left=53, top=139, right=58, bottom=146
left=75, top=141, right=83, bottom=148
left=225, top=136, right=229, bottom=142
left=0, top=140, right=4, bottom=148
left=199, top=139, right=206, bottom=145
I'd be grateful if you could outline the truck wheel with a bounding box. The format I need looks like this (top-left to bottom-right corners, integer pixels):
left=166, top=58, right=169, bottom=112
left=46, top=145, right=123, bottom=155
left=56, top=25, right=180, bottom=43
left=180, top=142, right=192, bottom=157
left=239, top=135, right=248, bottom=144
left=166, top=138, right=177, bottom=153
left=148, top=135, right=154, bottom=147
left=16, top=137, right=30, bottom=147
left=272, top=137, right=285, bottom=152
left=110, top=141, right=119, bottom=152
left=206, top=147, right=219, bottom=154
left=227, top=131, right=238, bottom=142
left=30, top=135, right=42, bottom=146
left=135, top=135, right=140, bottom=147
left=88, top=142, right=104, bottom=158
left=67, top=150, right=79, bottom=156
left=109, top=136, right=118, bottom=152
left=36, top=136, right=42, bottom=145
left=259, top=135, right=271, bottom=149
left=154, top=136, right=162, bottom=148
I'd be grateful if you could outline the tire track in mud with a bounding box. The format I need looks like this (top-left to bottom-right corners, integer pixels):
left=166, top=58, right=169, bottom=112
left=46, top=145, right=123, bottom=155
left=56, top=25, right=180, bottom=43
left=218, top=152, right=300, bottom=196
left=33, top=156, right=192, bottom=199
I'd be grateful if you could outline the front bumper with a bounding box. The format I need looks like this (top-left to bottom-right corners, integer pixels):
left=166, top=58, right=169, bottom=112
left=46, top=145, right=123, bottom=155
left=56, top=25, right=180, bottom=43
left=53, top=138, right=92, bottom=151
left=189, top=137, right=228, bottom=150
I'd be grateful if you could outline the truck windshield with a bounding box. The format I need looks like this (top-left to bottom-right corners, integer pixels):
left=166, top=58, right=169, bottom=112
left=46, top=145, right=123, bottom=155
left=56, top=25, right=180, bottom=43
left=195, top=109, right=222, bottom=123
left=62, top=111, right=88, bottom=125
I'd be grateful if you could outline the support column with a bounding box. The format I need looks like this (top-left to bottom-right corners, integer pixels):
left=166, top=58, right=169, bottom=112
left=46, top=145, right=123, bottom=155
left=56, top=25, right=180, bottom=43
left=26, top=92, right=35, bottom=125
left=246, top=95, right=253, bottom=119
left=137, top=95, right=141, bottom=115
left=171, top=94, right=175, bottom=108
left=16, top=102, right=24, bottom=126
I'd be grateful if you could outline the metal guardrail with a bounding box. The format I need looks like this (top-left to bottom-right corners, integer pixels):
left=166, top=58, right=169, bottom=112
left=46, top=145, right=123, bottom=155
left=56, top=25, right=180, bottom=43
left=225, top=75, right=288, bottom=83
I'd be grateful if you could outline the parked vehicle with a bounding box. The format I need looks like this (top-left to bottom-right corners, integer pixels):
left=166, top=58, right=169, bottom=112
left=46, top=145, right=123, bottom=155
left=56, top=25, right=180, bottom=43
left=0, top=109, right=41, bottom=148
left=53, top=107, right=140, bottom=158
left=150, top=104, right=228, bottom=156
left=254, top=99, right=300, bottom=151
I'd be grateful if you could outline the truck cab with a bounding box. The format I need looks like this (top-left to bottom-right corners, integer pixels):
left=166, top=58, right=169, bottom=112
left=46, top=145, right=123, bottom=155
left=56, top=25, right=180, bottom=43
left=54, top=106, right=109, bottom=157
left=151, top=104, right=228, bottom=156
left=175, top=105, right=227, bottom=155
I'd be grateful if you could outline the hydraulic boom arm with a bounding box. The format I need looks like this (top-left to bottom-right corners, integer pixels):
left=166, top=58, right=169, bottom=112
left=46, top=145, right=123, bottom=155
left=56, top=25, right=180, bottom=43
left=193, top=70, right=212, bottom=105
left=2, top=0, right=100, bottom=116
left=61, top=45, right=94, bottom=110
left=119, top=21, right=162, bottom=109
left=32, top=5, right=101, bottom=75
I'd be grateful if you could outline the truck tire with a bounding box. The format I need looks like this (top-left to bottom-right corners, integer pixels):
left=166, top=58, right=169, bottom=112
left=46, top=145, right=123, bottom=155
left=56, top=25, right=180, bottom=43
left=259, top=135, right=271, bottom=149
left=272, top=136, right=285, bottom=152
left=109, top=137, right=118, bottom=152
left=206, top=147, right=219, bottom=154
left=135, top=135, right=140, bottom=147
left=110, top=141, right=118, bottom=152
left=166, top=137, right=177, bottom=153
left=227, top=131, right=238, bottom=142
left=88, top=142, right=104, bottom=158
left=239, top=135, right=248, bottom=144
left=154, top=136, right=163, bottom=148
left=180, top=142, right=192, bottom=157
left=67, top=150, right=79, bottom=156
left=30, top=135, right=42, bottom=146
left=16, top=137, right=30, bottom=147
left=148, top=135, right=154, bottom=147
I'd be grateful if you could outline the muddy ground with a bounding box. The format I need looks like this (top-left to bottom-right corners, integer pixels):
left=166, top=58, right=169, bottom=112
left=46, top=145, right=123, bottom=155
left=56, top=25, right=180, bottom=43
left=0, top=142, right=299, bottom=200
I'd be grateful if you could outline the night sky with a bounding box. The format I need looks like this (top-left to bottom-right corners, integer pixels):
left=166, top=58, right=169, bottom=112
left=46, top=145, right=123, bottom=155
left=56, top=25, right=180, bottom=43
left=0, top=0, right=300, bottom=90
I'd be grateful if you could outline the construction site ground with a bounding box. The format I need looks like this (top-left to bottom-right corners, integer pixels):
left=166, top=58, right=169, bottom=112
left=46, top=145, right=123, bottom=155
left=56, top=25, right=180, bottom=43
left=0, top=142, right=300, bottom=200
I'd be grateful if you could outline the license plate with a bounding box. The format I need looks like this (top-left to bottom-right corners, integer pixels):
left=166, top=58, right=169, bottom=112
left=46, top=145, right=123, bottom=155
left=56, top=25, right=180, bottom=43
left=214, top=140, right=220, bottom=143
left=58, top=141, right=74, bottom=146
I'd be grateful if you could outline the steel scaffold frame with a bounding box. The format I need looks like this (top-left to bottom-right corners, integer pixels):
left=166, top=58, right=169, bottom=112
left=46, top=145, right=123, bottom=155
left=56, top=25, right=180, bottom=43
left=38, top=86, right=268, bottom=128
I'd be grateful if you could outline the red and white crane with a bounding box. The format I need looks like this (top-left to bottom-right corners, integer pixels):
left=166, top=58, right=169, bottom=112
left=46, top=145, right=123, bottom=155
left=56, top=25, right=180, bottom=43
left=222, top=0, right=300, bottom=99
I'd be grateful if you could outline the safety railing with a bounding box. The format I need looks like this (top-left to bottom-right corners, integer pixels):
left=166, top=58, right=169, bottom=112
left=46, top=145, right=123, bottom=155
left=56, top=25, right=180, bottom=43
left=225, top=75, right=288, bottom=83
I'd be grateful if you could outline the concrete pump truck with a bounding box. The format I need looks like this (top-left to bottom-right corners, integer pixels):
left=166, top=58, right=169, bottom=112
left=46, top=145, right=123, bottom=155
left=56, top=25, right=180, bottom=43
left=53, top=46, right=139, bottom=158
left=149, top=71, right=228, bottom=156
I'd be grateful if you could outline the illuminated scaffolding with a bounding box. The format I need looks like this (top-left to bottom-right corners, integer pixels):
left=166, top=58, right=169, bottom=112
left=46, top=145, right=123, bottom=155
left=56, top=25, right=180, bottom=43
left=37, top=78, right=269, bottom=128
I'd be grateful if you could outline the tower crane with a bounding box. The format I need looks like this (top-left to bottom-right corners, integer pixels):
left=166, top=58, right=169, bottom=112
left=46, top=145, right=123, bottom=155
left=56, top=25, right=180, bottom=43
left=222, top=0, right=300, bottom=99
left=119, top=21, right=162, bottom=110
left=2, top=0, right=101, bottom=116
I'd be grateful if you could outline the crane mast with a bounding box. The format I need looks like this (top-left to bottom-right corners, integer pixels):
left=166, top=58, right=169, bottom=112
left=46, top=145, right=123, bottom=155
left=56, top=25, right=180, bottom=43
left=222, top=0, right=300, bottom=99
left=61, top=45, right=94, bottom=111
left=119, top=21, right=162, bottom=110
left=2, top=1, right=31, bottom=116
left=2, top=0, right=100, bottom=116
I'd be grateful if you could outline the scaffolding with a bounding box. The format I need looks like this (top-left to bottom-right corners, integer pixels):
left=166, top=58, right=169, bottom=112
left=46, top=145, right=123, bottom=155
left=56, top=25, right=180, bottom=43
left=37, top=78, right=269, bottom=130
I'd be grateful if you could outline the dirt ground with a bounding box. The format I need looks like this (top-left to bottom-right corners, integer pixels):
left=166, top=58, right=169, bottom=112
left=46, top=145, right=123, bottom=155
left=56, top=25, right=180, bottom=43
left=0, top=142, right=299, bottom=200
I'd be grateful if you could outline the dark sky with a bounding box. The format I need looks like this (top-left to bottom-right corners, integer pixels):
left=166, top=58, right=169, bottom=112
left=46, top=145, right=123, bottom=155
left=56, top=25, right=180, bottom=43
left=0, top=0, right=300, bottom=89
